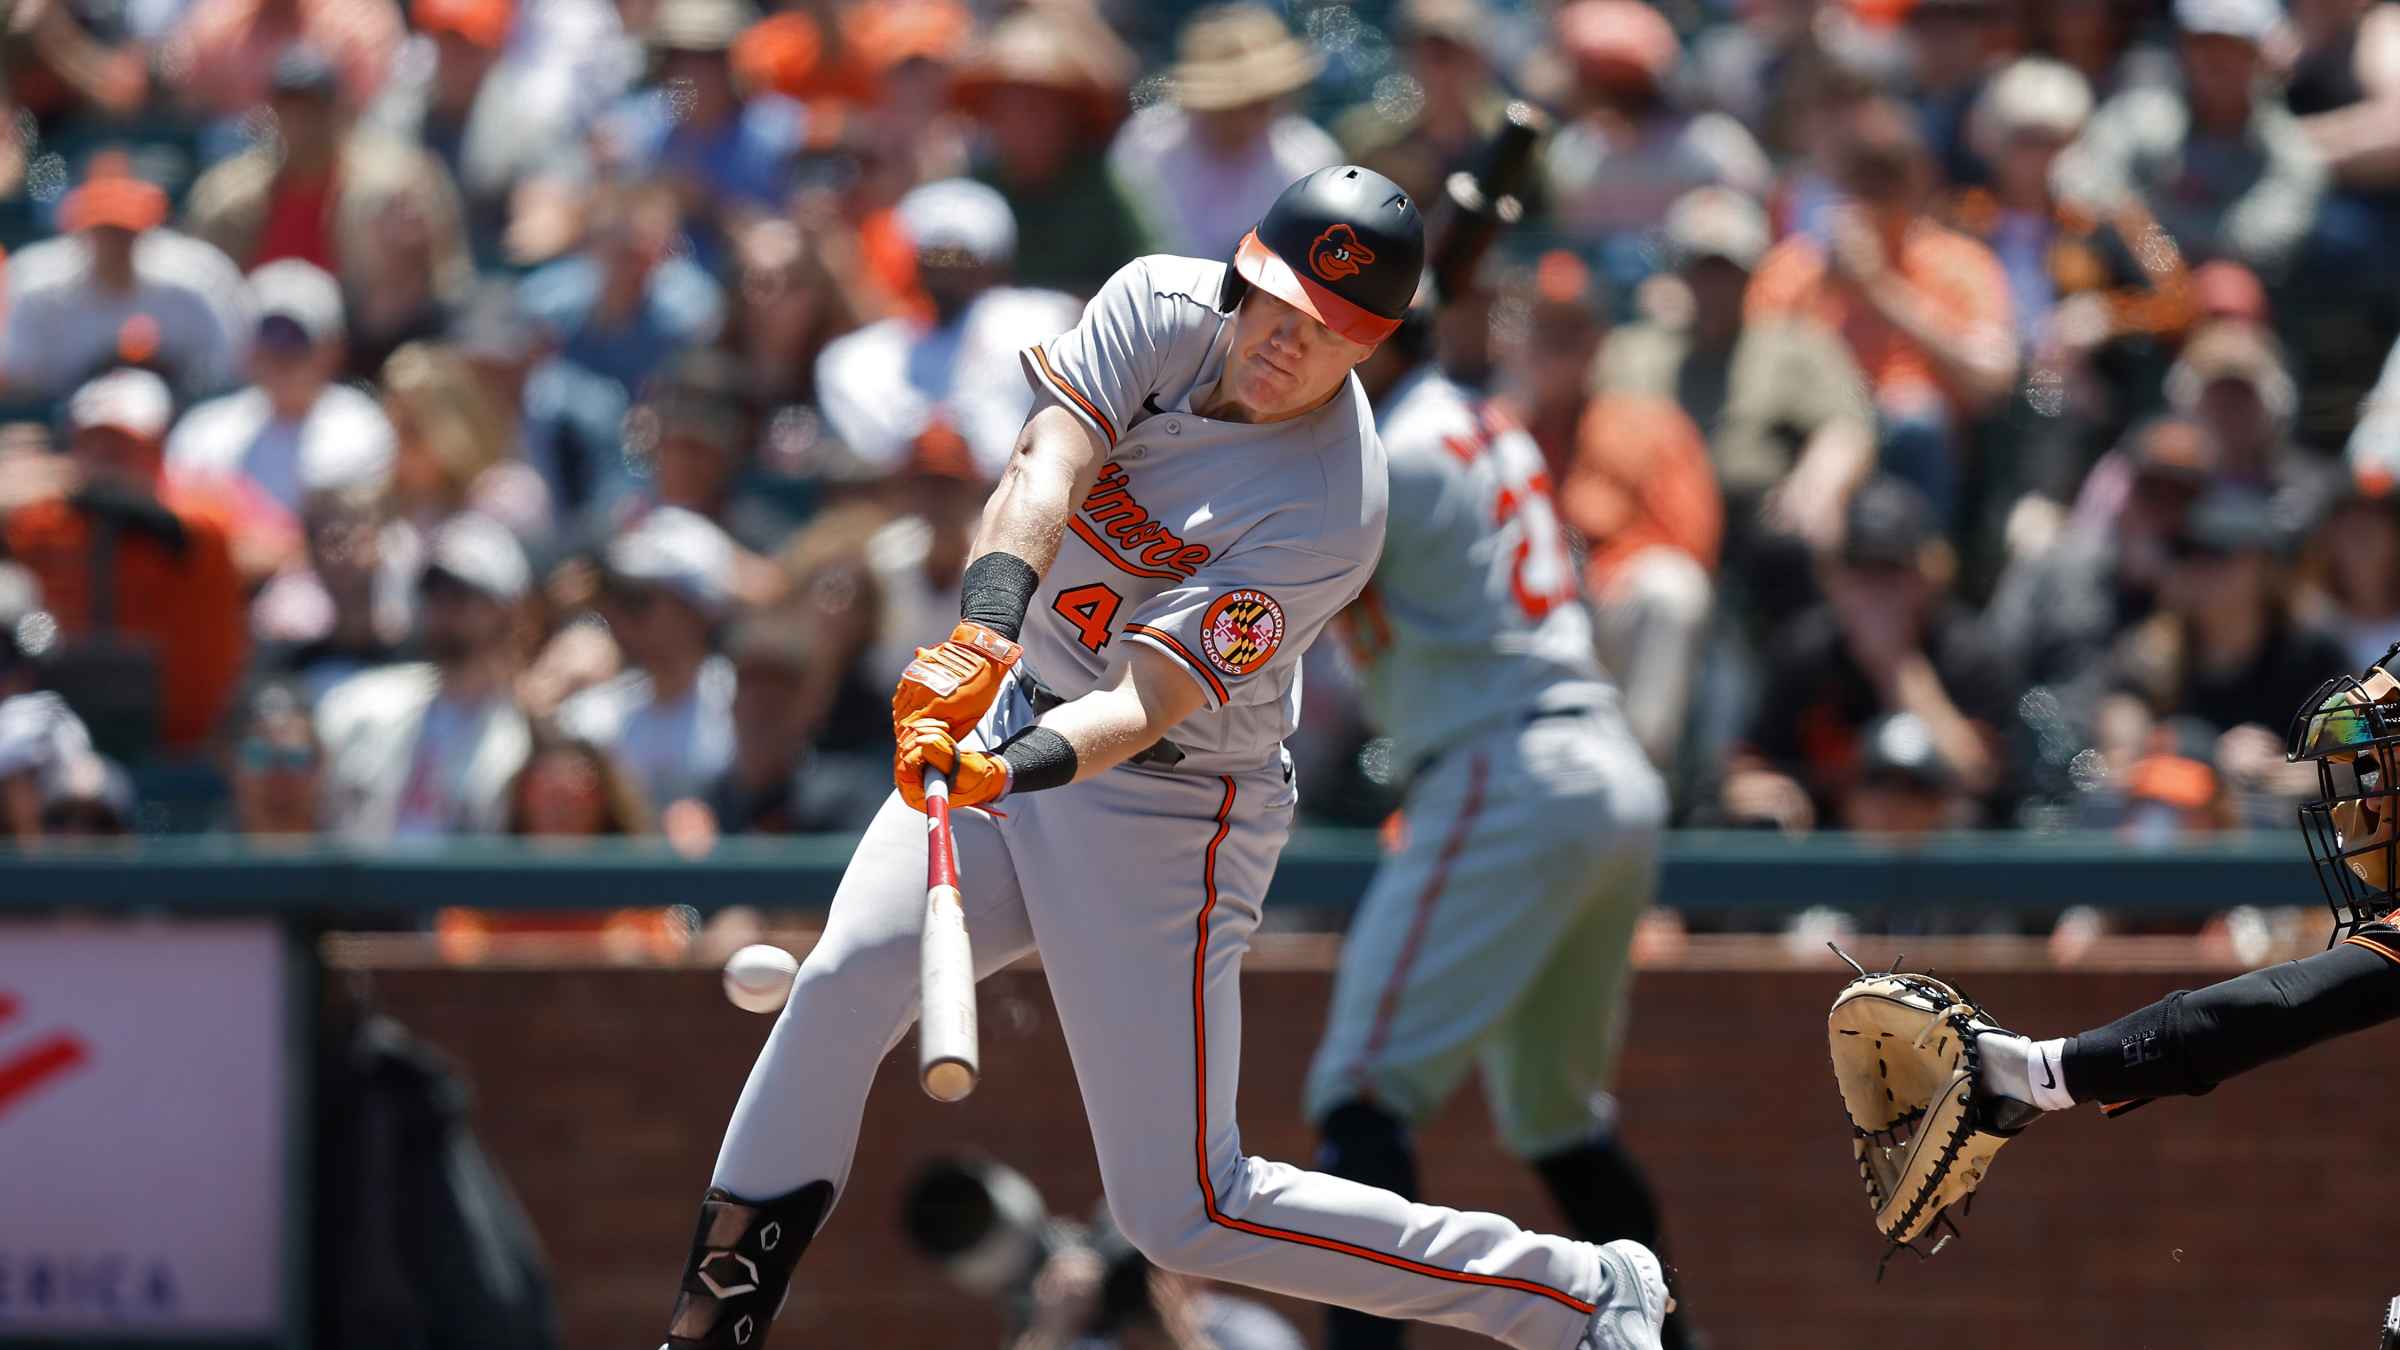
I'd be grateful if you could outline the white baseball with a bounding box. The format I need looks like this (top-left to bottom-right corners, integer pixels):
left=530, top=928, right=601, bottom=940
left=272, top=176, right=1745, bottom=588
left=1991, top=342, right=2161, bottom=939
left=722, top=943, right=800, bottom=1014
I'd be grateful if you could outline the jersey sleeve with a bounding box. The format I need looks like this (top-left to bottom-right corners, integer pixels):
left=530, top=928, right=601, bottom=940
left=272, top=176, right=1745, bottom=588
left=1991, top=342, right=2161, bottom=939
left=1020, top=258, right=1167, bottom=450
left=1121, top=541, right=1373, bottom=711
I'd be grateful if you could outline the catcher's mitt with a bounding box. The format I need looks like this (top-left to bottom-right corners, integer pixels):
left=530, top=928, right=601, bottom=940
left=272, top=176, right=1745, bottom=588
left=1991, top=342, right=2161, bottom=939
left=1826, top=948, right=2042, bottom=1268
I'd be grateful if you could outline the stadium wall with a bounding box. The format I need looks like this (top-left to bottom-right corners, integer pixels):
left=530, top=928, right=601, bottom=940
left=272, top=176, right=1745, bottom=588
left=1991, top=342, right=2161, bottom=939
left=347, top=939, right=2400, bottom=1349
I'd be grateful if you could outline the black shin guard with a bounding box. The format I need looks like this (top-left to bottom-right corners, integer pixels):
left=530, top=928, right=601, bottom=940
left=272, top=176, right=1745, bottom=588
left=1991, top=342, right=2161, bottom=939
left=1536, top=1136, right=1700, bottom=1350
left=662, top=1181, right=833, bottom=1349
left=1317, top=1101, right=1418, bottom=1350
left=2062, top=941, right=2400, bottom=1105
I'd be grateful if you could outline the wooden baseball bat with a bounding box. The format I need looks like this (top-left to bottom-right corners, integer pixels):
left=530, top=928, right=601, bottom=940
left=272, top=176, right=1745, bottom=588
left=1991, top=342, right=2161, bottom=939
left=919, top=767, right=980, bottom=1102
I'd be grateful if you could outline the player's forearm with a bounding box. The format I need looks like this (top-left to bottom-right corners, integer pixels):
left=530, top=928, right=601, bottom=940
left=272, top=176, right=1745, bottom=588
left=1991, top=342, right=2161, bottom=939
left=969, top=404, right=1107, bottom=583
left=2056, top=942, right=2400, bottom=1105
left=1013, top=646, right=1207, bottom=787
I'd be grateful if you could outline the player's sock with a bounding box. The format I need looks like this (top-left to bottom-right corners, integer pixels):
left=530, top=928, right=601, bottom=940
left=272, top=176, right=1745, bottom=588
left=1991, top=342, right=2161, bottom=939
left=1974, top=1033, right=2074, bottom=1111
left=660, top=1181, right=833, bottom=1349
left=1534, top=1135, right=1701, bottom=1350
left=1316, top=1100, right=1416, bottom=1350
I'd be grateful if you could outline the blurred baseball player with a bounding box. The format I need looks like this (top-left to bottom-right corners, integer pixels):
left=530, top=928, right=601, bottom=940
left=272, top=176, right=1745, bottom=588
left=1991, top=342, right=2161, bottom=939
left=1921, top=644, right=2400, bottom=1135
left=658, top=166, right=1672, bottom=1350
left=1304, top=113, right=1698, bottom=1350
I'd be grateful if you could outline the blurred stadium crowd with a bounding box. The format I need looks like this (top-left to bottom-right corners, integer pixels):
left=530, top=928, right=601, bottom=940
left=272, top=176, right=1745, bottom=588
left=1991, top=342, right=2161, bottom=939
left=0, top=0, right=2396, bottom=853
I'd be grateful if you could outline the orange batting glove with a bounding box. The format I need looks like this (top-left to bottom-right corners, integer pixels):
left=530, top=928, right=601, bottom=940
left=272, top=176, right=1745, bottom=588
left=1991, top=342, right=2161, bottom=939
left=892, top=621, right=1021, bottom=743
left=895, top=719, right=1012, bottom=813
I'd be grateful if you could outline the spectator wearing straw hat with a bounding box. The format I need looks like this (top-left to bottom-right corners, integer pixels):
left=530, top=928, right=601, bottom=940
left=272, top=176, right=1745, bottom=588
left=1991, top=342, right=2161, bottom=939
left=954, top=6, right=1154, bottom=296
left=0, top=153, right=252, bottom=400
left=1106, top=3, right=1342, bottom=262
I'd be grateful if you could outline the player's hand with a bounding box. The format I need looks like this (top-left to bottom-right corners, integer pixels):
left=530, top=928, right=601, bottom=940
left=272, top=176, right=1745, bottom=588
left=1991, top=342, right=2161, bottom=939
left=892, top=621, right=1022, bottom=743
left=895, top=719, right=1011, bottom=812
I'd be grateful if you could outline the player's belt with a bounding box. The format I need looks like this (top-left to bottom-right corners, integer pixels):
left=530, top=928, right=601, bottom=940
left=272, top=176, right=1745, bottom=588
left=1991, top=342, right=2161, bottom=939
left=1018, top=672, right=1189, bottom=768
left=1408, top=703, right=1596, bottom=782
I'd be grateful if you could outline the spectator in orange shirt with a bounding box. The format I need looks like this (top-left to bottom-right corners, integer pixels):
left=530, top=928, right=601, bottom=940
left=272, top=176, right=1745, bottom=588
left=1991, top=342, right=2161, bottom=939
left=1558, top=392, right=1724, bottom=780
left=1, top=369, right=248, bottom=757
left=1746, top=95, right=2018, bottom=524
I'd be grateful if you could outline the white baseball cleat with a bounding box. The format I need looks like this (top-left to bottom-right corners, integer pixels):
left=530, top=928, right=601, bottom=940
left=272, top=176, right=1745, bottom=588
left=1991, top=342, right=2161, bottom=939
left=1577, top=1239, right=1670, bottom=1350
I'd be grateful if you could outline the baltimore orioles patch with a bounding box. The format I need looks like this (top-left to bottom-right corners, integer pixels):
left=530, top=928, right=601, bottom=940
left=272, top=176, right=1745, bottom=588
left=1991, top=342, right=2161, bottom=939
left=1310, top=225, right=1375, bottom=282
left=1201, top=590, right=1286, bottom=677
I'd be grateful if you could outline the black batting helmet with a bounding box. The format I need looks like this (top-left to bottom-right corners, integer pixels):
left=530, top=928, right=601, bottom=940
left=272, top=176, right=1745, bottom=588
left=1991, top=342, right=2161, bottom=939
left=1218, top=165, right=1424, bottom=345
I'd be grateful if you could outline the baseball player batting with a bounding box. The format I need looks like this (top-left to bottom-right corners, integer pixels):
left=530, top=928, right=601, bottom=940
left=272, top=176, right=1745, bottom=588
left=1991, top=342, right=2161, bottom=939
left=656, top=167, right=1672, bottom=1350
left=1824, top=643, right=2400, bottom=1259
left=1305, top=113, right=1699, bottom=1350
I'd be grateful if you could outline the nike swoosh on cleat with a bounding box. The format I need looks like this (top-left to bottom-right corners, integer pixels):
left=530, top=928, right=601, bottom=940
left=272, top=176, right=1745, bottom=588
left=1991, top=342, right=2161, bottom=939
left=2038, top=1050, right=2057, bottom=1091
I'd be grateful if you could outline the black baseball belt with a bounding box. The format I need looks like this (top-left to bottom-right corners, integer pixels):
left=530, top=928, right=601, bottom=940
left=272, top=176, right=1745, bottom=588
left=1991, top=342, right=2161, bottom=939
left=1407, top=702, right=1597, bottom=782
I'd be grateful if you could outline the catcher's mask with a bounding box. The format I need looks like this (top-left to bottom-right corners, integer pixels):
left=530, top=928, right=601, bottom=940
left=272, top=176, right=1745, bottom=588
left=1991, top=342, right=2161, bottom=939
left=2288, top=642, right=2400, bottom=942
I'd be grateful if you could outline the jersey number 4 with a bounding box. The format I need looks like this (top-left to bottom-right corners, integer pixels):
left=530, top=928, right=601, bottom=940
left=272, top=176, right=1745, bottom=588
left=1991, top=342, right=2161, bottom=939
left=1052, top=582, right=1125, bottom=652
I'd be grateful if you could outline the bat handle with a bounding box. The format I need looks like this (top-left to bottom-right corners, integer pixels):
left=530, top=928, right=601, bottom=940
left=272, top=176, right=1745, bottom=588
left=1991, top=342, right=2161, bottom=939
left=923, top=766, right=958, bottom=889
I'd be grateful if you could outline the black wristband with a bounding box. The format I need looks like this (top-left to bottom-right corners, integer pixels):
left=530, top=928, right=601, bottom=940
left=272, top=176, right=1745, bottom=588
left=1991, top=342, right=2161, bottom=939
left=959, top=552, right=1040, bottom=641
left=997, top=726, right=1078, bottom=796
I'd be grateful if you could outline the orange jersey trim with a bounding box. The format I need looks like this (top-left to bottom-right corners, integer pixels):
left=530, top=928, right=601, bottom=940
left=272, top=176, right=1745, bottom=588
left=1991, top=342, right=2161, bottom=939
left=1125, top=622, right=1230, bottom=705
left=1029, top=345, right=1117, bottom=447
left=1186, top=775, right=1597, bottom=1317
left=1070, top=517, right=1188, bottom=580
left=2344, top=933, right=2400, bottom=966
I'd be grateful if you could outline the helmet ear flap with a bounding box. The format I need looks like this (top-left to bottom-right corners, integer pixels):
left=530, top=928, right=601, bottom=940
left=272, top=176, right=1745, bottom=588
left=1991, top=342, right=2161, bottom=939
left=1216, top=257, right=1250, bottom=317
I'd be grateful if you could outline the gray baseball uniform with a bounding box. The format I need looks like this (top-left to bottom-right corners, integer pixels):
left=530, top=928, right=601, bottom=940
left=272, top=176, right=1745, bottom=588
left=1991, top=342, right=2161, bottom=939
left=711, top=257, right=1628, bottom=1348
left=1305, top=366, right=1667, bottom=1159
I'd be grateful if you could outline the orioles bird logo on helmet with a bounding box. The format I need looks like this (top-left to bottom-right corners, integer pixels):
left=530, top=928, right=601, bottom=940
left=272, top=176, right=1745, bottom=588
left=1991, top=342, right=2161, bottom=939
left=1309, top=225, right=1376, bottom=283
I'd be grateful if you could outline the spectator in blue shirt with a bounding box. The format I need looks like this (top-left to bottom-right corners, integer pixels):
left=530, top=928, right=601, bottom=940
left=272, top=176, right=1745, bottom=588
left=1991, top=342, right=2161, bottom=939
left=514, top=180, right=725, bottom=393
